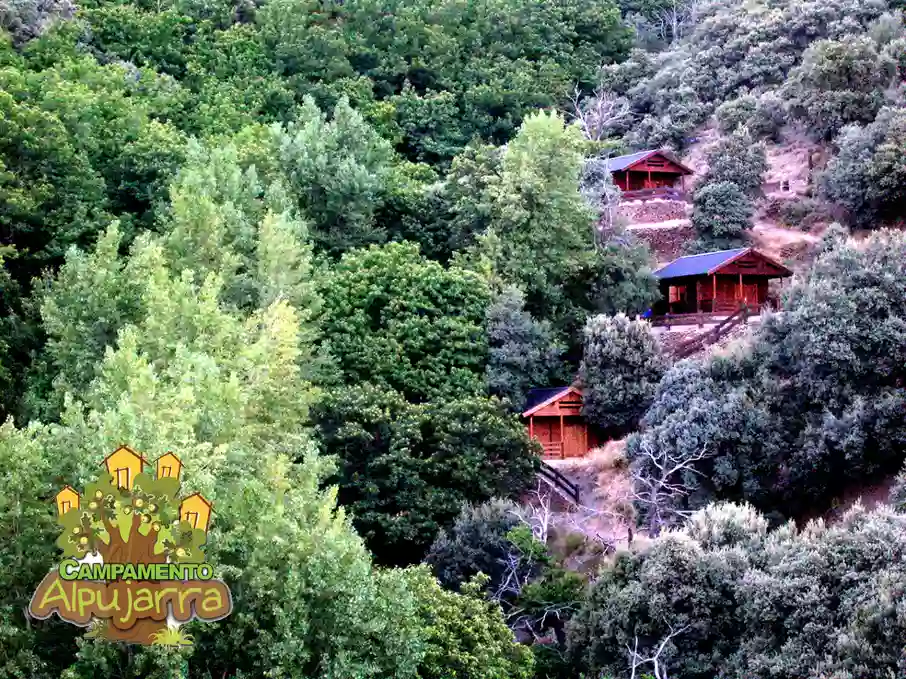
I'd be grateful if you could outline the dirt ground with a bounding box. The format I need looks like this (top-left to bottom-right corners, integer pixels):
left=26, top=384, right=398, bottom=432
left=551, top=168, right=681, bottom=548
left=544, top=442, right=636, bottom=551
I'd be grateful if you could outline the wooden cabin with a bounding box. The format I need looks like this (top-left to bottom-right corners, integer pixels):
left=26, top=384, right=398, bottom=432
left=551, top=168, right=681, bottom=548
left=652, top=247, right=792, bottom=318
left=605, top=149, right=694, bottom=197
left=523, top=386, right=600, bottom=460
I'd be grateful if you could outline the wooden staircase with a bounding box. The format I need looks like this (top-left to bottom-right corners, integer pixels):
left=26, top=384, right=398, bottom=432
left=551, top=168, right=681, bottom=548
left=668, top=304, right=750, bottom=360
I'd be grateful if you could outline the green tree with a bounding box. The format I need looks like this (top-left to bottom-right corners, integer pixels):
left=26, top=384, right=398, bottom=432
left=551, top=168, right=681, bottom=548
left=163, top=140, right=320, bottom=315
left=579, top=313, right=665, bottom=434
left=485, top=286, right=565, bottom=412
left=688, top=181, right=752, bottom=252
left=275, top=96, right=396, bottom=255
left=318, top=241, right=491, bottom=403
left=699, top=131, right=767, bottom=197
left=406, top=567, right=534, bottom=679
left=313, top=385, right=539, bottom=566
left=29, top=223, right=164, bottom=418
left=819, top=106, right=906, bottom=227
left=784, top=36, right=897, bottom=141
left=426, top=499, right=523, bottom=594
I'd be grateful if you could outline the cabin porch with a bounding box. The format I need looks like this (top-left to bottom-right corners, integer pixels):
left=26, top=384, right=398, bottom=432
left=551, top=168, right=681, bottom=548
left=653, top=273, right=779, bottom=317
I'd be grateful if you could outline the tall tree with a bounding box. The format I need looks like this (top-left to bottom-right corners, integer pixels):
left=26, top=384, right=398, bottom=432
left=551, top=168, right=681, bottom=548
left=318, top=241, right=491, bottom=403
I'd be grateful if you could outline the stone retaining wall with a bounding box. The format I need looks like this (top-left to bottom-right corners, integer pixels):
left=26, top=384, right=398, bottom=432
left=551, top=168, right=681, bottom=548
left=629, top=222, right=695, bottom=264
left=619, top=199, right=690, bottom=224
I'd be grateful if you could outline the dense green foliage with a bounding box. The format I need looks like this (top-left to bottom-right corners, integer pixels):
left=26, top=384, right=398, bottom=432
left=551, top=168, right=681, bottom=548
left=313, top=386, right=538, bottom=566
left=2, top=0, right=906, bottom=673
left=783, top=36, right=898, bottom=141
left=426, top=499, right=524, bottom=594
left=819, top=106, right=906, bottom=227
left=485, top=287, right=566, bottom=412
left=318, top=241, right=491, bottom=403
left=406, top=567, right=535, bottom=679
left=568, top=502, right=906, bottom=679
left=688, top=181, right=752, bottom=253
left=579, top=314, right=665, bottom=434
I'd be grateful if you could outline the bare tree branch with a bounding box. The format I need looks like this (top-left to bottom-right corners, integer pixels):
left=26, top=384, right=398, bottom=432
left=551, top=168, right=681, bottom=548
left=631, top=440, right=709, bottom=535
left=569, top=84, right=632, bottom=142
left=627, top=624, right=689, bottom=679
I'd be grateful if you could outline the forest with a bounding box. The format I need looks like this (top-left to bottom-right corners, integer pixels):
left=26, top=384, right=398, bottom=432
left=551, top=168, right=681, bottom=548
left=0, top=0, right=905, bottom=675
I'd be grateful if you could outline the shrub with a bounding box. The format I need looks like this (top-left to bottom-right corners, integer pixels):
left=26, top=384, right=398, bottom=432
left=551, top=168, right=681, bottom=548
left=819, top=106, right=906, bottom=227
left=689, top=181, right=752, bottom=249
left=715, top=95, right=757, bottom=134
left=750, top=91, right=788, bottom=141
left=579, top=313, right=665, bottom=433
left=567, top=502, right=906, bottom=679
left=700, top=131, right=767, bottom=196
left=425, top=499, right=523, bottom=594
left=778, top=196, right=826, bottom=231
left=783, top=36, right=897, bottom=141
left=406, top=567, right=535, bottom=679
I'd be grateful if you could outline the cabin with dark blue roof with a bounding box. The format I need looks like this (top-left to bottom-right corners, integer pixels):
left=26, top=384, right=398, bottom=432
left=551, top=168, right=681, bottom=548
left=522, top=385, right=601, bottom=459
left=652, top=247, right=792, bottom=318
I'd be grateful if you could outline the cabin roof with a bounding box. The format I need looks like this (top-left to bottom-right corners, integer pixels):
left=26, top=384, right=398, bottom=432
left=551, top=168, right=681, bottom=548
left=653, top=247, right=797, bottom=280
left=604, top=149, right=693, bottom=174
left=654, top=247, right=794, bottom=279
left=101, top=444, right=149, bottom=466
left=522, top=385, right=583, bottom=417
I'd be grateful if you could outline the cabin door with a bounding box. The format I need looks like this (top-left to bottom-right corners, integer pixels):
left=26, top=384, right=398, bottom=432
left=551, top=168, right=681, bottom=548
left=741, top=283, right=759, bottom=305
left=562, top=418, right=587, bottom=458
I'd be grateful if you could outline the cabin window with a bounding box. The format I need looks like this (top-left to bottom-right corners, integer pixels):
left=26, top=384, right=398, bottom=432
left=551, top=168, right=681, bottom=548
left=668, top=286, right=686, bottom=303
left=115, top=467, right=130, bottom=489
left=183, top=511, right=199, bottom=528
left=61, top=501, right=71, bottom=514
left=160, top=465, right=172, bottom=478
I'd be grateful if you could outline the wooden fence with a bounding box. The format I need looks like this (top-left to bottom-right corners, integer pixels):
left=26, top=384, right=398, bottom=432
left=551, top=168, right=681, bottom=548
left=538, top=460, right=581, bottom=504
left=668, top=304, right=750, bottom=360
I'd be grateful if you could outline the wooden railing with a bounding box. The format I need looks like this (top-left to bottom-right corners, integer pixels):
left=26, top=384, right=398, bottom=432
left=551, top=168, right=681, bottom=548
left=538, top=460, right=580, bottom=504
left=622, top=187, right=687, bottom=202
left=669, top=304, right=749, bottom=360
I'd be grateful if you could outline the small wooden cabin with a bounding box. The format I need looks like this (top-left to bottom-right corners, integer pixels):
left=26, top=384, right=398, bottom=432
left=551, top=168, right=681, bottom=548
left=605, top=149, right=694, bottom=193
left=652, top=247, right=792, bottom=316
left=523, top=386, right=599, bottom=460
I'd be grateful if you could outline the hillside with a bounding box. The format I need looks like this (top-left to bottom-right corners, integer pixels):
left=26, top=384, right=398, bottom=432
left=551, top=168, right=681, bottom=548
left=0, top=0, right=904, bottom=677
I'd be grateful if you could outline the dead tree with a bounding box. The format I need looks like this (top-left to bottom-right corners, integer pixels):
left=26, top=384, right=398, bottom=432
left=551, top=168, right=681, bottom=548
left=651, top=0, right=707, bottom=46
left=568, top=85, right=632, bottom=142
left=626, top=624, right=689, bottom=679
left=630, top=440, right=709, bottom=536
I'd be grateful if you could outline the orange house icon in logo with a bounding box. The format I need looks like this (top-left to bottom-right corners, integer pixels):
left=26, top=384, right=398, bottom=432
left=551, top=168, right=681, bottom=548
left=155, top=452, right=183, bottom=481
left=101, top=445, right=148, bottom=491
left=55, top=486, right=80, bottom=517
left=179, top=492, right=213, bottom=532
